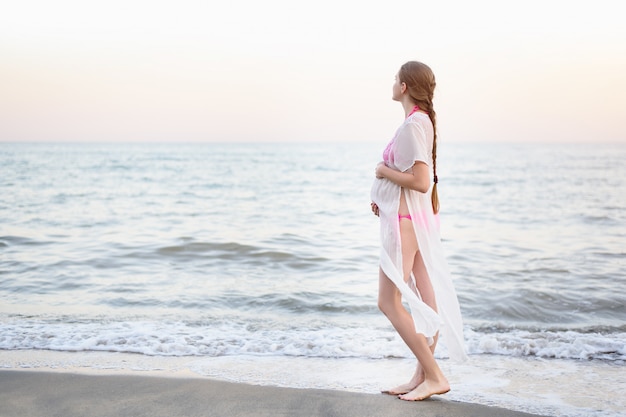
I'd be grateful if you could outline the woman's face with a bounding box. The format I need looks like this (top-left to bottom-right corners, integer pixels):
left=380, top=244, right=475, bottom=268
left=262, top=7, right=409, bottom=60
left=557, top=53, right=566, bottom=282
left=392, top=72, right=404, bottom=102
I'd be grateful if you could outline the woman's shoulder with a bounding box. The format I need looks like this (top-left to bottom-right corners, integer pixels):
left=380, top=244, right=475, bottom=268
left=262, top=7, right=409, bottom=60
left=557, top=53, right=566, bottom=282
left=406, top=111, right=431, bottom=127
left=400, top=113, right=432, bottom=139
left=397, top=114, right=429, bottom=136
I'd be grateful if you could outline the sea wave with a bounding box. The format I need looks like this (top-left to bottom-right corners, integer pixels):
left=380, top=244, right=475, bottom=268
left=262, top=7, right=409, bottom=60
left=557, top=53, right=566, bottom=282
left=1, top=234, right=334, bottom=272
left=155, top=241, right=330, bottom=269
left=465, top=327, right=626, bottom=361
left=1, top=316, right=624, bottom=362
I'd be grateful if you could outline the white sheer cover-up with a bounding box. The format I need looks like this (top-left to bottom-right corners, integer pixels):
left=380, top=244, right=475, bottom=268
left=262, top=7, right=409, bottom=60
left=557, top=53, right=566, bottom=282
left=371, top=112, right=468, bottom=362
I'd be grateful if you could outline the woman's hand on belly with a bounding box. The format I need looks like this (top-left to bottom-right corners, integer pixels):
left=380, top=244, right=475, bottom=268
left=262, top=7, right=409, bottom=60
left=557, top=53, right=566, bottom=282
left=375, top=162, right=388, bottom=179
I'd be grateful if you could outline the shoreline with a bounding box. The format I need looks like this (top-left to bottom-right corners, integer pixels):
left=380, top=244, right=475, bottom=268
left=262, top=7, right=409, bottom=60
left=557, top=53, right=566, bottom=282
left=0, top=369, right=546, bottom=417
left=2, top=350, right=624, bottom=416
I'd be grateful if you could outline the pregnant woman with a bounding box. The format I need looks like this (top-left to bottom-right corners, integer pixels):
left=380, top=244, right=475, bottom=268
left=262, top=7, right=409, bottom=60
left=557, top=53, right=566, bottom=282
left=370, top=61, right=467, bottom=401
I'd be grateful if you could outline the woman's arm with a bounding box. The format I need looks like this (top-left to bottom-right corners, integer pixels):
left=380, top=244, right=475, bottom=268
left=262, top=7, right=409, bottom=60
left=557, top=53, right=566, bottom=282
left=376, top=161, right=430, bottom=193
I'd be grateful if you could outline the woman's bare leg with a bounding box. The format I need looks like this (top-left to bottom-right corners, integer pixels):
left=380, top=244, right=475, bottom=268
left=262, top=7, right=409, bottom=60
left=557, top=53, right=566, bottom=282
left=379, top=217, right=449, bottom=400
left=379, top=268, right=423, bottom=395
left=398, top=249, right=448, bottom=401
left=382, top=255, right=439, bottom=395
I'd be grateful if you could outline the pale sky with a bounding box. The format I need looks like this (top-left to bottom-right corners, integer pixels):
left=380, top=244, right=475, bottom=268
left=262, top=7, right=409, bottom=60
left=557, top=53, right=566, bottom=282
left=1, top=0, right=625, bottom=143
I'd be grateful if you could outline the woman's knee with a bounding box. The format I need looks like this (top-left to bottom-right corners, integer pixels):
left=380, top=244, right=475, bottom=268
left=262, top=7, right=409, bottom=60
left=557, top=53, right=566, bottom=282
left=377, top=297, right=390, bottom=315
left=378, top=269, right=403, bottom=317
left=378, top=294, right=401, bottom=317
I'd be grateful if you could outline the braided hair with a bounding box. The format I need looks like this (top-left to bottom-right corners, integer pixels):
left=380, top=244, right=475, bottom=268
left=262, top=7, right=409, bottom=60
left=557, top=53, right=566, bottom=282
left=398, top=61, right=440, bottom=214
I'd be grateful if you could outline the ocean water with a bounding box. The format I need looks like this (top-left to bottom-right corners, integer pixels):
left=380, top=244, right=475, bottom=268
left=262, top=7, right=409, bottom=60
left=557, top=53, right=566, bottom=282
left=1, top=141, right=625, bottom=417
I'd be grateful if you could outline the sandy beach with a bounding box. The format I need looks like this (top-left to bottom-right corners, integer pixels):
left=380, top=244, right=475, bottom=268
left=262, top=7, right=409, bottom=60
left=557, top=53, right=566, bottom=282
left=0, top=370, right=545, bottom=417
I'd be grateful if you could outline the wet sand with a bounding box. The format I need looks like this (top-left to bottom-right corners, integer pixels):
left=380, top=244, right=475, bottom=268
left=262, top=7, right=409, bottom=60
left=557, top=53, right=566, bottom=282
left=0, top=370, right=546, bottom=417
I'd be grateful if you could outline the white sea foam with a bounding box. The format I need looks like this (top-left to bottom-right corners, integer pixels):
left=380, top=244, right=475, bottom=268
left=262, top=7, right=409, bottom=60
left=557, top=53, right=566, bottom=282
left=1, top=318, right=624, bottom=362
left=465, top=328, right=626, bottom=361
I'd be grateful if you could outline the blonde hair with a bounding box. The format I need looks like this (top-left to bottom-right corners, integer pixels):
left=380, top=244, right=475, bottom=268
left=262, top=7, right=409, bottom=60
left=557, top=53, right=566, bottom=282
left=398, top=61, right=440, bottom=214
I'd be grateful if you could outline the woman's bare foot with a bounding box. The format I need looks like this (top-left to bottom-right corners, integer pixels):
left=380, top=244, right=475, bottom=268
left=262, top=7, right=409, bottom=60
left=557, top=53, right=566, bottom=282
left=381, top=367, right=424, bottom=395
left=398, top=378, right=450, bottom=401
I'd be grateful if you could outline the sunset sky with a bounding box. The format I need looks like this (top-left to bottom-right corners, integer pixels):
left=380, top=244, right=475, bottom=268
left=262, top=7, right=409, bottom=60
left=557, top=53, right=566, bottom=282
left=1, top=0, right=624, bottom=143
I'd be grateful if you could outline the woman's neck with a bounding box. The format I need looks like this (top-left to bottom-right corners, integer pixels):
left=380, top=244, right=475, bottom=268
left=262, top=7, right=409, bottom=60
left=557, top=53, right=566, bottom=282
left=402, top=100, right=418, bottom=118
left=403, top=101, right=421, bottom=118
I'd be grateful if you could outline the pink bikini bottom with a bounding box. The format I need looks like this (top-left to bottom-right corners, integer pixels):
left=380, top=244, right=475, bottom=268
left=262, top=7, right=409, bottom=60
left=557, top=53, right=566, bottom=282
left=397, top=212, right=440, bottom=230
